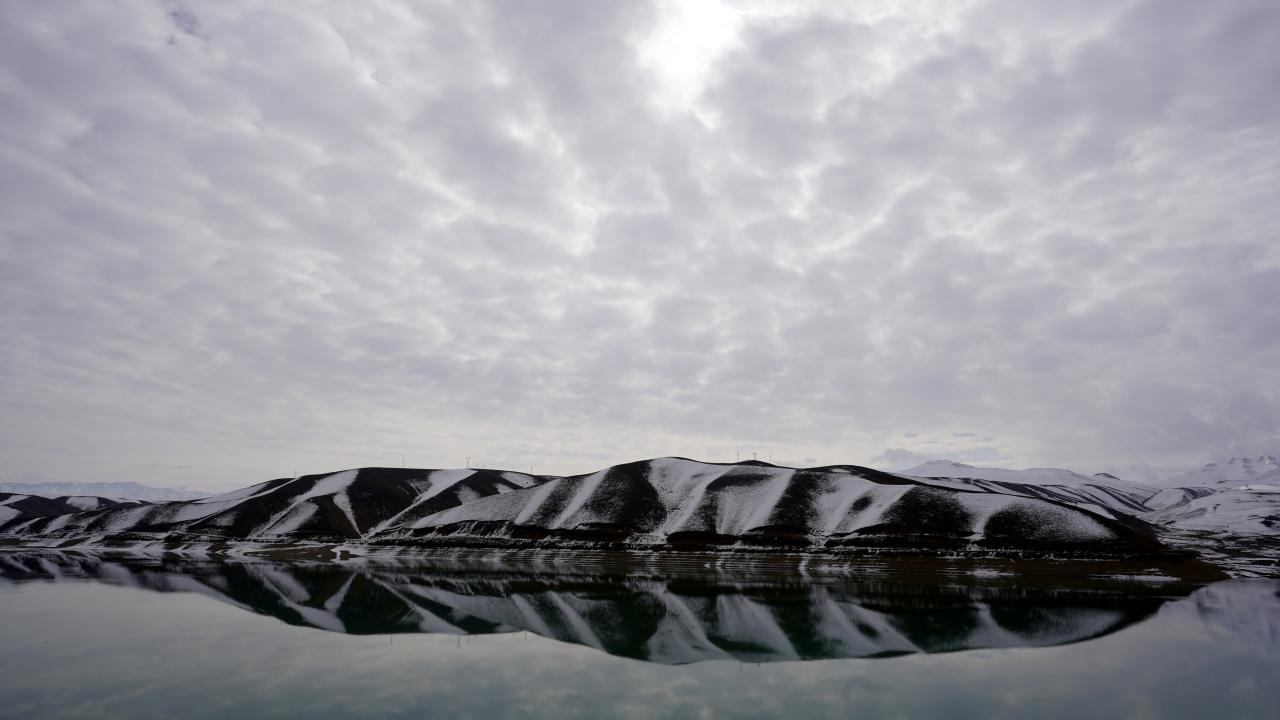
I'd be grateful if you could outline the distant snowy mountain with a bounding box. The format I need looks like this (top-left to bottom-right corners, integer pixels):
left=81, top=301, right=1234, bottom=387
left=904, top=460, right=1154, bottom=491
left=901, top=460, right=1156, bottom=515
left=905, top=460, right=1097, bottom=485
left=0, top=480, right=203, bottom=502
left=1162, top=456, right=1280, bottom=487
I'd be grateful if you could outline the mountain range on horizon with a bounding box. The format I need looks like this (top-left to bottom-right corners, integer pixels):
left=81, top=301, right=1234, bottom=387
left=1160, top=455, right=1280, bottom=487
left=0, top=480, right=204, bottom=502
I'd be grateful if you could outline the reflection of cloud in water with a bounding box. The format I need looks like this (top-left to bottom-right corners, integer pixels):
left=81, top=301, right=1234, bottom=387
left=1193, top=580, right=1280, bottom=657
left=0, top=551, right=1205, bottom=665
left=844, top=672, right=888, bottom=709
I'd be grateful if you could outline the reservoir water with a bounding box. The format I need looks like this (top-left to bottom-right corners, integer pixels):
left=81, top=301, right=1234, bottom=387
left=0, top=552, right=1276, bottom=719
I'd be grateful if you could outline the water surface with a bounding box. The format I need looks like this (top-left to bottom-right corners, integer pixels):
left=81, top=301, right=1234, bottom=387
left=0, top=552, right=1275, bottom=719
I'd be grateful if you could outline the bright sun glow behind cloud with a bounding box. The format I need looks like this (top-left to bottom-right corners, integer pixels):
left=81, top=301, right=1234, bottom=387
left=640, top=0, right=746, bottom=111
left=639, top=0, right=971, bottom=113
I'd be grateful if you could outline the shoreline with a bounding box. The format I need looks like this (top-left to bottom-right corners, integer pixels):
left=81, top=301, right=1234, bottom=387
left=0, top=539, right=1230, bottom=584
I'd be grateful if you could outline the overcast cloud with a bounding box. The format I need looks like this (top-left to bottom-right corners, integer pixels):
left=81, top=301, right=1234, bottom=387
left=2, top=0, right=1278, bottom=490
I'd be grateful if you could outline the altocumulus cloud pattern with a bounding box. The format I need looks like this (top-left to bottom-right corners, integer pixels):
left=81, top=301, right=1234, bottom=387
left=1, top=1, right=1278, bottom=491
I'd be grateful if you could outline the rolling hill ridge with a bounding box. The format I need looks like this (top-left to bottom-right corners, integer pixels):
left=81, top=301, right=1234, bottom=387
left=0, top=458, right=1170, bottom=559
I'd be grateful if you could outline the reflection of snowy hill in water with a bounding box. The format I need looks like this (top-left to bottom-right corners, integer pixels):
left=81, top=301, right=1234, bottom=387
left=0, top=552, right=1200, bottom=664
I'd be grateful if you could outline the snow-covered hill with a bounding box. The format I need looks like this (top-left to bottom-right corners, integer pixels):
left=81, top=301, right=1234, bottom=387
left=898, top=458, right=1279, bottom=574
left=1144, top=487, right=1280, bottom=535
left=1122, top=455, right=1280, bottom=567
left=0, top=492, right=144, bottom=525
left=4, top=456, right=1275, bottom=573
left=0, top=467, right=547, bottom=542
left=1137, top=485, right=1280, bottom=577
left=366, top=458, right=1155, bottom=555
left=1145, top=486, right=1218, bottom=511
left=0, top=459, right=1162, bottom=558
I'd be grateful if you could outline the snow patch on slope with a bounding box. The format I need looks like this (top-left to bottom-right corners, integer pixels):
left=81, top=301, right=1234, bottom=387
left=253, top=470, right=358, bottom=537
left=1144, top=487, right=1280, bottom=535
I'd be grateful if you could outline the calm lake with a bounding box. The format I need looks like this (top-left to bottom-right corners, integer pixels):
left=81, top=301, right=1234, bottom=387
left=0, top=552, right=1276, bottom=719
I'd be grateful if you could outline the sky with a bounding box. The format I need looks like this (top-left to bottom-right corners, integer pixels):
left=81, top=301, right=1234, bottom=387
left=2, top=0, right=1278, bottom=491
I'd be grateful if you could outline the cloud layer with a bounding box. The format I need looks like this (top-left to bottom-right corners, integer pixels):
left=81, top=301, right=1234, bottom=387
left=2, top=0, right=1278, bottom=488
